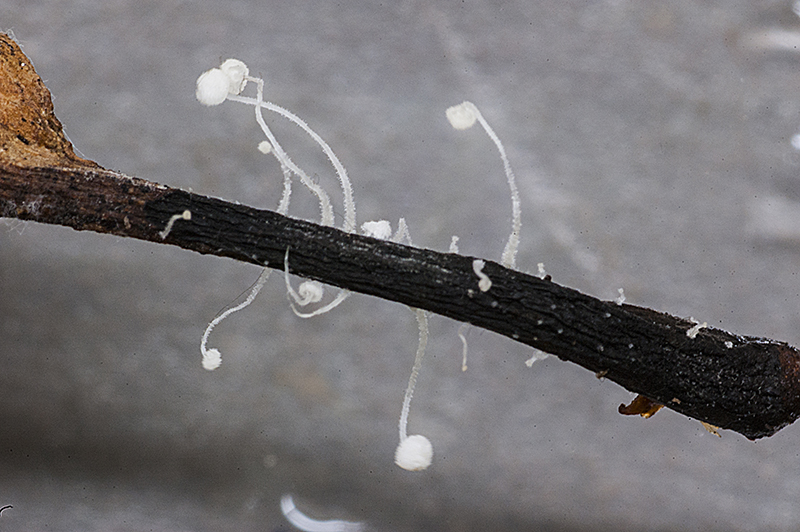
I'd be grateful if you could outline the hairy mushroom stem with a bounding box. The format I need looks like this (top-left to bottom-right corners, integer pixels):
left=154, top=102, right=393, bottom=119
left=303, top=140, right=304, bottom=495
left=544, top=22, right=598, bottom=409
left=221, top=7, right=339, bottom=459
left=394, top=309, right=434, bottom=471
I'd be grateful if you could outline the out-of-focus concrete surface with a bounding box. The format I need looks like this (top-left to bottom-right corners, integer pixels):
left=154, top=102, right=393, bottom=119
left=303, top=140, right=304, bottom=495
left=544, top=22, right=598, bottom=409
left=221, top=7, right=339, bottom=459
left=4, top=1, right=800, bottom=530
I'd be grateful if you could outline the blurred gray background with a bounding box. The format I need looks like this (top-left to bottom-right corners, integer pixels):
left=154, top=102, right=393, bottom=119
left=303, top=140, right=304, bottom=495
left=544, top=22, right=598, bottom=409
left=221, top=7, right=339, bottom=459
left=3, top=1, right=800, bottom=530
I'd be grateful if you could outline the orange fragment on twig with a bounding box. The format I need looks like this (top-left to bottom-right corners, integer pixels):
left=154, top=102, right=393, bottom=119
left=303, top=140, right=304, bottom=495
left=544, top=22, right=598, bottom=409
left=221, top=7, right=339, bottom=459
left=618, top=394, right=664, bottom=418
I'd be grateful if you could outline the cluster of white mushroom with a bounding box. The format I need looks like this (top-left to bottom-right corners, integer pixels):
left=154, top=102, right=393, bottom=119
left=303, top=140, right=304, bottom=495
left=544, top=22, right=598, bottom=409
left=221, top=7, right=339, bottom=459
left=196, top=59, right=357, bottom=371
left=194, top=60, right=524, bottom=472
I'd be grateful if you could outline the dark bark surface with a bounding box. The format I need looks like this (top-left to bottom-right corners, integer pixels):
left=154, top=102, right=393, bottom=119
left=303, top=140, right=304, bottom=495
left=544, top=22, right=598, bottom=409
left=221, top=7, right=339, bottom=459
left=3, top=160, right=800, bottom=439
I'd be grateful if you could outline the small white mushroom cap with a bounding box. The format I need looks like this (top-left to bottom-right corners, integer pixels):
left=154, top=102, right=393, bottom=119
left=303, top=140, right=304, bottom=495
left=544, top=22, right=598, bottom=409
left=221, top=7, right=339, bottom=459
left=394, top=434, right=433, bottom=471
left=196, top=68, right=230, bottom=106
left=446, top=101, right=477, bottom=130
left=202, top=347, right=222, bottom=371
left=361, top=220, right=392, bottom=240
left=257, top=140, right=273, bottom=154
left=296, top=281, right=324, bottom=305
left=196, top=59, right=250, bottom=106
left=219, top=58, right=249, bottom=95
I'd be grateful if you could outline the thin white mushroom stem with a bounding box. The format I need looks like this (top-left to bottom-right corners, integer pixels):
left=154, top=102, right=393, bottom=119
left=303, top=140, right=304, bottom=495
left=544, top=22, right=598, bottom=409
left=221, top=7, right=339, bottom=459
left=289, top=290, right=350, bottom=319
left=449, top=235, right=460, bottom=254
left=229, top=87, right=356, bottom=233
left=280, top=494, right=365, bottom=532
left=458, top=323, right=470, bottom=372
left=242, top=76, right=334, bottom=227
left=158, top=209, right=191, bottom=240
left=472, top=104, right=521, bottom=269
left=391, top=217, right=413, bottom=246
left=196, top=60, right=343, bottom=228
left=394, top=308, right=434, bottom=471
left=200, top=267, right=273, bottom=370
left=446, top=101, right=521, bottom=269
left=258, top=139, right=293, bottom=218
left=276, top=165, right=292, bottom=216
left=398, top=309, right=429, bottom=442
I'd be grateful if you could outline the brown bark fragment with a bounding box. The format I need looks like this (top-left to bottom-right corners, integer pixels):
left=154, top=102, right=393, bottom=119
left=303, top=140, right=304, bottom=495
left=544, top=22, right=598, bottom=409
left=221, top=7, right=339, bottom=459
left=0, top=33, right=98, bottom=169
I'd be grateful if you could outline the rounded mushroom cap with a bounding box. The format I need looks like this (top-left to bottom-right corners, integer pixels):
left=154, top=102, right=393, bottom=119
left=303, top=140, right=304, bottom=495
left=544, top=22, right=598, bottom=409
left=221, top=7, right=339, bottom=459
left=219, top=58, right=249, bottom=95
left=196, top=68, right=230, bottom=106
left=446, top=102, right=477, bottom=130
left=257, top=140, right=273, bottom=154
left=361, top=220, right=392, bottom=240
left=296, top=281, right=324, bottom=305
left=394, top=434, right=433, bottom=471
left=202, top=348, right=222, bottom=370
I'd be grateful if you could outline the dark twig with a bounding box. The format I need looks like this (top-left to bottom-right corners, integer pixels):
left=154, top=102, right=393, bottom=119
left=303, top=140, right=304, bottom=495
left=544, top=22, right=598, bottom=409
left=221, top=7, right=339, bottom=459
left=3, top=33, right=800, bottom=440
left=4, top=159, right=800, bottom=440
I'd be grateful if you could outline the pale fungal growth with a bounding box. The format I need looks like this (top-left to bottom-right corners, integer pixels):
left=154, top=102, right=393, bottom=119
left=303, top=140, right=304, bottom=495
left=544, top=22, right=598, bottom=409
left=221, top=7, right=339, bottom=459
left=244, top=71, right=334, bottom=228
left=196, top=113, right=292, bottom=370
left=219, top=58, right=249, bottom=95
left=360, top=220, right=392, bottom=240
left=284, top=249, right=348, bottom=318
left=615, top=288, right=626, bottom=305
left=158, top=209, right=191, bottom=239
left=292, top=290, right=350, bottom=319
left=275, top=157, right=293, bottom=219
left=525, top=349, right=550, bottom=367
left=445, top=103, right=477, bottom=130
left=725, top=341, right=734, bottom=349
left=194, top=58, right=359, bottom=360
left=446, top=100, right=521, bottom=269
left=193, top=61, right=538, bottom=469
left=226, top=71, right=356, bottom=233
left=282, top=251, right=325, bottom=307
left=257, top=140, right=272, bottom=154
left=197, top=57, right=357, bottom=230
left=395, top=309, right=434, bottom=471
left=458, top=323, right=470, bottom=371
left=200, top=268, right=273, bottom=370
left=395, top=434, right=434, bottom=472
left=391, top=217, right=413, bottom=245
left=536, top=262, right=547, bottom=279
left=792, top=133, right=800, bottom=151
left=202, top=347, right=222, bottom=371
left=195, top=58, right=249, bottom=106
left=357, top=218, right=412, bottom=243
left=686, top=318, right=707, bottom=339
left=472, top=259, right=492, bottom=292
left=280, top=494, right=364, bottom=532
left=355, top=219, right=435, bottom=470
left=292, top=280, right=325, bottom=306
left=195, top=68, right=230, bottom=106
left=449, top=235, right=460, bottom=254
left=197, top=60, right=334, bottom=226
left=241, top=62, right=354, bottom=318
